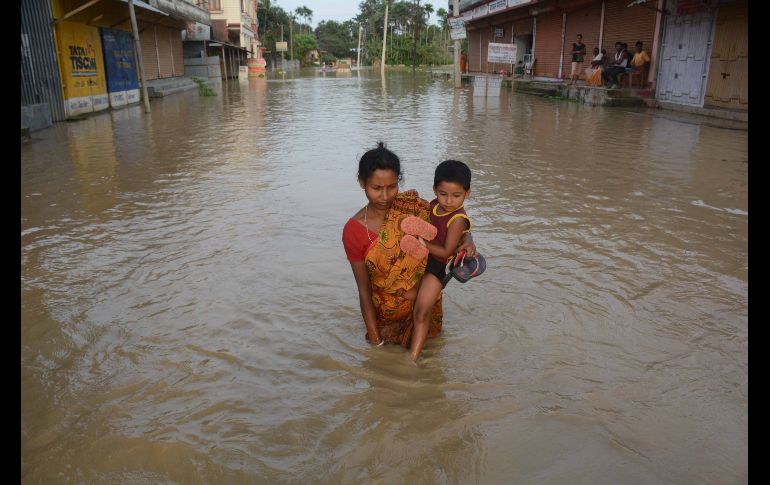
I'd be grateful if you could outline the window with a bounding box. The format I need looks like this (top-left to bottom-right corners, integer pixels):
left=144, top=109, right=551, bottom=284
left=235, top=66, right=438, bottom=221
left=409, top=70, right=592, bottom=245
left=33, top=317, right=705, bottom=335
left=208, top=0, right=221, bottom=10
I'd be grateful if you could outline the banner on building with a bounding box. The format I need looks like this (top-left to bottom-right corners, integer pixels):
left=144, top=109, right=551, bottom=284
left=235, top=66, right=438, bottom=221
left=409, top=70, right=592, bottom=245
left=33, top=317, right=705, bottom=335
left=449, top=18, right=467, bottom=40
left=100, top=28, right=140, bottom=108
left=55, top=21, right=108, bottom=117
left=488, top=0, right=508, bottom=14
left=487, top=42, right=517, bottom=64
left=184, top=21, right=211, bottom=41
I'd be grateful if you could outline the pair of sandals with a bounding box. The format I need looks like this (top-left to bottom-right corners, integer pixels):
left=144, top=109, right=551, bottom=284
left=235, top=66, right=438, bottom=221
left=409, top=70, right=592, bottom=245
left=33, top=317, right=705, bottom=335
left=399, top=215, right=486, bottom=284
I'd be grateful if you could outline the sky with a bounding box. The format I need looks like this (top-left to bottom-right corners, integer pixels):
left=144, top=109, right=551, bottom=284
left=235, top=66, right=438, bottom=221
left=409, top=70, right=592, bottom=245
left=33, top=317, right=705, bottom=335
left=267, top=0, right=443, bottom=28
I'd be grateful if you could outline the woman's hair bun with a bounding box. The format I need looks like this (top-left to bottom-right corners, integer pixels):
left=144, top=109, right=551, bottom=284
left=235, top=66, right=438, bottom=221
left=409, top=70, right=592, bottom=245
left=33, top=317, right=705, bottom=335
left=377, top=141, right=385, bottom=149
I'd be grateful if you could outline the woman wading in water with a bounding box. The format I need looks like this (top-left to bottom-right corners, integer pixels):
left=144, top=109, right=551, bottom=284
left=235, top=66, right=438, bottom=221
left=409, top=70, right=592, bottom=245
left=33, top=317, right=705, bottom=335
left=342, top=143, right=476, bottom=362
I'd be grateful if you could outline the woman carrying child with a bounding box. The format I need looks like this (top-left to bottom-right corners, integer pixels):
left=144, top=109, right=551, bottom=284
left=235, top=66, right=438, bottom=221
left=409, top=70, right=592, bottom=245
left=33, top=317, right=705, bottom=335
left=342, top=143, right=476, bottom=354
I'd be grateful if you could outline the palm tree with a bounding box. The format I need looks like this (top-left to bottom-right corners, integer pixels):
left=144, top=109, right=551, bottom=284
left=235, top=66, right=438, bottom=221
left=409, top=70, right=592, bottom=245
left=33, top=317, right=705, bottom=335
left=423, top=3, right=434, bottom=46
left=295, top=6, right=313, bottom=34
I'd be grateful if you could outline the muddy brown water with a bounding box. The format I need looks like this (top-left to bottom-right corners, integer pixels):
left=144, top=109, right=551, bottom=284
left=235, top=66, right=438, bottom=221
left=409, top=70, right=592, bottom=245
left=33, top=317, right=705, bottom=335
left=21, top=69, right=747, bottom=483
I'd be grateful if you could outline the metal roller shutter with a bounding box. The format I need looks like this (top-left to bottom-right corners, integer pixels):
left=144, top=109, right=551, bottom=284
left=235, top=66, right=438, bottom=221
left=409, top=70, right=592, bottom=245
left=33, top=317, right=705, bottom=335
left=157, top=26, right=173, bottom=78
left=534, top=10, right=563, bottom=78
left=601, top=0, right=657, bottom=55
left=480, top=27, right=492, bottom=72
left=171, top=28, right=184, bottom=77
left=562, top=2, right=603, bottom=80
left=139, top=22, right=159, bottom=80
left=469, top=29, right=482, bottom=72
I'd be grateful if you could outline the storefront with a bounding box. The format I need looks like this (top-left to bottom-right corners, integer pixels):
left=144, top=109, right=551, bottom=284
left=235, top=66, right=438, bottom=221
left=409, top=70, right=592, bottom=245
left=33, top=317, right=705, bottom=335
left=462, top=0, right=659, bottom=83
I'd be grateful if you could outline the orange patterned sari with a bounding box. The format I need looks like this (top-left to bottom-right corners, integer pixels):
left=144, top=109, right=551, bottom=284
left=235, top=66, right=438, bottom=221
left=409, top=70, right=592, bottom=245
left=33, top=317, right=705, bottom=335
left=364, top=190, right=443, bottom=346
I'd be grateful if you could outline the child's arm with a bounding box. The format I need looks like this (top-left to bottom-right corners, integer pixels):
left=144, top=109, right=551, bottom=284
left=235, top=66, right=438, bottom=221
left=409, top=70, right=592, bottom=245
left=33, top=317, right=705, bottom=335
left=421, top=217, right=470, bottom=260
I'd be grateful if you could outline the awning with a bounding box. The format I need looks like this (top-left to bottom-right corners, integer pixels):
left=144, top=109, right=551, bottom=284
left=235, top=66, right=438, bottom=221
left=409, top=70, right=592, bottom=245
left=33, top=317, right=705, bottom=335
left=53, top=0, right=169, bottom=25
left=118, top=0, right=167, bottom=16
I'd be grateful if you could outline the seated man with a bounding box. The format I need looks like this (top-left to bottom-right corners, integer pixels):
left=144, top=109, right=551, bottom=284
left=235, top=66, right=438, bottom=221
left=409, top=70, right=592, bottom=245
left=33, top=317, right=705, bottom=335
left=602, top=41, right=628, bottom=89
left=625, top=40, right=651, bottom=83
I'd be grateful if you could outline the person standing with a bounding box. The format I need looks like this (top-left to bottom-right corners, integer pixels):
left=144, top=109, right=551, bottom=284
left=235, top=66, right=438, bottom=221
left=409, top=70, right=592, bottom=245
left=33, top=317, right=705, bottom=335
left=569, top=34, right=587, bottom=85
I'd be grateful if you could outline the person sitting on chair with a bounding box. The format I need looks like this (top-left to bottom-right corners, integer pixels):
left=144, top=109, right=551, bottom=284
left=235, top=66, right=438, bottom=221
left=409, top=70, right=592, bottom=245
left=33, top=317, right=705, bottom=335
left=602, top=42, right=628, bottom=89
left=584, top=47, right=605, bottom=86
left=625, top=40, right=651, bottom=86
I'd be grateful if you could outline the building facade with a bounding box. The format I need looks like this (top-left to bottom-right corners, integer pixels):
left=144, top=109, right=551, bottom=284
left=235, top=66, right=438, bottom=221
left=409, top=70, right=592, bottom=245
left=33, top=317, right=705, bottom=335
left=655, top=0, right=746, bottom=110
left=455, top=0, right=748, bottom=111
left=460, top=0, right=661, bottom=86
left=28, top=0, right=211, bottom=120
left=206, top=0, right=257, bottom=53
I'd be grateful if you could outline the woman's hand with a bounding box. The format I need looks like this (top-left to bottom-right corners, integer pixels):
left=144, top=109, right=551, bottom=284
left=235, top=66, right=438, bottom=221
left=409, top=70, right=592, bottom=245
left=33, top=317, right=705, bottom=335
left=457, top=232, right=477, bottom=258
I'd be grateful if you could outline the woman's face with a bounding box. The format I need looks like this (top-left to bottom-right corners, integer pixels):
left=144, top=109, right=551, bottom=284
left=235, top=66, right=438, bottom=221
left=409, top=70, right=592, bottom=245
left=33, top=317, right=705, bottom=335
left=361, top=169, right=399, bottom=211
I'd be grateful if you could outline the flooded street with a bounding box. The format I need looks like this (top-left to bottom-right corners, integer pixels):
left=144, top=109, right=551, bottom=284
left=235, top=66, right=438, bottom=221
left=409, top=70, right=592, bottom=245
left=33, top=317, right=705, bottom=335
left=21, top=69, right=747, bottom=483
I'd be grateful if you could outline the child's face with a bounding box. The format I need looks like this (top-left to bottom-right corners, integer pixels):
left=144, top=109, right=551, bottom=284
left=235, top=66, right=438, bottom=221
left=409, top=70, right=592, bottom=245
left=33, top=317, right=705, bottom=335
left=434, top=181, right=470, bottom=213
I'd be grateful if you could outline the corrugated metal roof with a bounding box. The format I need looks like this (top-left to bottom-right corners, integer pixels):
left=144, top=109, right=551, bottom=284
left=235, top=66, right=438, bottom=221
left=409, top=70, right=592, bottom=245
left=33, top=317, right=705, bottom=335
left=118, top=0, right=168, bottom=16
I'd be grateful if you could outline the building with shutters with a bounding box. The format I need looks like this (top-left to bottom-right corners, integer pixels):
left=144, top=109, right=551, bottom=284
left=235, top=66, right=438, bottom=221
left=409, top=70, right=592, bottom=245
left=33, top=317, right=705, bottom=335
left=458, top=0, right=662, bottom=87
left=656, top=0, right=746, bottom=111
left=26, top=0, right=210, bottom=120
left=454, top=0, right=747, bottom=112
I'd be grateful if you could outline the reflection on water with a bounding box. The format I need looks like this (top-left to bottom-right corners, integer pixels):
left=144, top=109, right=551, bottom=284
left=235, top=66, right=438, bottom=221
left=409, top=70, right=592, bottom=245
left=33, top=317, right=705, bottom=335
left=22, top=68, right=747, bottom=483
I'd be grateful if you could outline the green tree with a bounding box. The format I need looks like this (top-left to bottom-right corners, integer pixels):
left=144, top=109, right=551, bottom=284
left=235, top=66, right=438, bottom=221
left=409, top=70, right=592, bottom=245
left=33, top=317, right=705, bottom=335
left=316, top=20, right=357, bottom=59
left=293, top=33, right=317, bottom=66
left=295, top=6, right=313, bottom=35
left=257, top=1, right=291, bottom=56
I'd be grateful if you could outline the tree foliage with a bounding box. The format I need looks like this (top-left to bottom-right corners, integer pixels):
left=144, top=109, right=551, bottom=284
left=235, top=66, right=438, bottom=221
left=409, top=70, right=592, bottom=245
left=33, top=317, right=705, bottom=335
left=315, top=20, right=357, bottom=59
left=258, top=0, right=451, bottom=67
left=293, top=34, right=317, bottom=66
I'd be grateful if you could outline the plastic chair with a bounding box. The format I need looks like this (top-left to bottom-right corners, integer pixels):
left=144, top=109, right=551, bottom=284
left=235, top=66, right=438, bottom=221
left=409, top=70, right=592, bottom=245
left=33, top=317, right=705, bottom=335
left=523, top=54, right=536, bottom=80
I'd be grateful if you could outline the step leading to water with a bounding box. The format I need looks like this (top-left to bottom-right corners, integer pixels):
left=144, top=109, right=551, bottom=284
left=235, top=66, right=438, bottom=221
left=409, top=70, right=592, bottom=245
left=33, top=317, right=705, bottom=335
left=146, top=77, right=199, bottom=98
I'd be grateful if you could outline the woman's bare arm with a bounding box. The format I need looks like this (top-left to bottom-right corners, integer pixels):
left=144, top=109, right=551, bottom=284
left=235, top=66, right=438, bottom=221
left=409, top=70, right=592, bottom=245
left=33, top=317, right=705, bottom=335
left=350, top=260, right=382, bottom=344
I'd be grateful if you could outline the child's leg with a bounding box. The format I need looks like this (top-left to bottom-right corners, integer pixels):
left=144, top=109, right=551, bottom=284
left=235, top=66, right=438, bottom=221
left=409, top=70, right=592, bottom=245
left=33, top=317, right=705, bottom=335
left=409, top=272, right=444, bottom=362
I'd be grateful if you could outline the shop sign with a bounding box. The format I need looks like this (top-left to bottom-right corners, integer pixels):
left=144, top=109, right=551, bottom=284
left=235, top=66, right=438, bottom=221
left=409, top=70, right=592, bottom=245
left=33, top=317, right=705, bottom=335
left=489, top=0, right=508, bottom=14
left=487, top=42, right=517, bottom=64
left=185, top=22, right=211, bottom=41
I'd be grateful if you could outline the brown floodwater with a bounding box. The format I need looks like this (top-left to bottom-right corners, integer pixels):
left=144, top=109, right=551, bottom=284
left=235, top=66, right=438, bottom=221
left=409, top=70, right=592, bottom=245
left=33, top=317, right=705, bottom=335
left=21, top=69, right=747, bottom=483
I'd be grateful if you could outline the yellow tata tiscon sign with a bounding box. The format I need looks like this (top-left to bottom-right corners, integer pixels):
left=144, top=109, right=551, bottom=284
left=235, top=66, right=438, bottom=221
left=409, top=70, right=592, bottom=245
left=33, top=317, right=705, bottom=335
left=55, top=21, right=108, bottom=117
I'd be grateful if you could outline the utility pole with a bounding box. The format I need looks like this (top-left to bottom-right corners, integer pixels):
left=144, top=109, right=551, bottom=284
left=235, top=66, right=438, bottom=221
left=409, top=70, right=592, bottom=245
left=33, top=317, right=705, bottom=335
left=381, top=2, right=389, bottom=75
left=357, top=25, right=362, bottom=68
left=290, top=15, right=294, bottom=61
left=453, top=0, right=461, bottom=88
left=128, top=0, right=150, bottom=113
